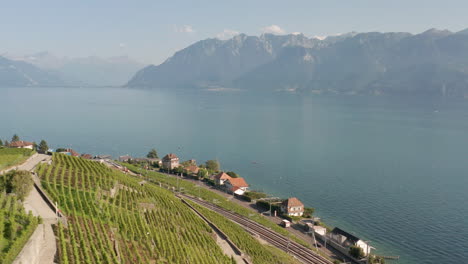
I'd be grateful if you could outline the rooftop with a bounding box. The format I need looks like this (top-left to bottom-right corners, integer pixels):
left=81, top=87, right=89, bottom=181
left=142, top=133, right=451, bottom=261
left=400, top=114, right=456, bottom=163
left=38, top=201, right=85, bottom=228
left=227, top=177, right=249, bottom=187
left=331, top=227, right=360, bottom=243
left=283, top=197, right=304, bottom=208
left=9, top=140, right=33, bottom=147
left=162, top=153, right=179, bottom=161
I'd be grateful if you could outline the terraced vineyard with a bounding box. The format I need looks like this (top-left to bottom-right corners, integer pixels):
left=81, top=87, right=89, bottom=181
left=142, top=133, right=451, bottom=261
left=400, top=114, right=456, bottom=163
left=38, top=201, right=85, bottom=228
left=0, top=192, right=40, bottom=264
left=0, top=148, right=33, bottom=171
left=122, top=163, right=312, bottom=248
left=188, top=201, right=301, bottom=264
left=36, top=154, right=235, bottom=264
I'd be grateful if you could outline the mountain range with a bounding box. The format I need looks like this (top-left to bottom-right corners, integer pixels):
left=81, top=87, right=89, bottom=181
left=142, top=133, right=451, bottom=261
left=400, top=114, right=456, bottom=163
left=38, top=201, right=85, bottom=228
left=127, top=28, right=468, bottom=97
left=0, top=56, right=66, bottom=87
left=6, top=52, right=144, bottom=87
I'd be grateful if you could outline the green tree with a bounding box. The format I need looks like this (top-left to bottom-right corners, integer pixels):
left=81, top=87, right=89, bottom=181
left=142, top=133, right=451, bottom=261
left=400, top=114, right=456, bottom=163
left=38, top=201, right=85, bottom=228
left=197, top=168, right=208, bottom=179
left=349, top=245, right=365, bottom=259
left=303, top=207, right=315, bottom=218
left=4, top=170, right=34, bottom=201
left=0, top=139, right=3, bottom=146
left=147, top=148, right=159, bottom=159
left=38, top=140, right=49, bottom=154
left=11, top=134, right=20, bottom=142
left=4, top=140, right=9, bottom=147
left=226, top=171, right=239, bottom=178
left=205, top=160, right=220, bottom=172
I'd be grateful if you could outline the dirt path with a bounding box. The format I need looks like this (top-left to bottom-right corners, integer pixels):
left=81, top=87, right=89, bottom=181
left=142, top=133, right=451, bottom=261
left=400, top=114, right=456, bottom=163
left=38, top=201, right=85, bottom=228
left=4, top=154, right=58, bottom=264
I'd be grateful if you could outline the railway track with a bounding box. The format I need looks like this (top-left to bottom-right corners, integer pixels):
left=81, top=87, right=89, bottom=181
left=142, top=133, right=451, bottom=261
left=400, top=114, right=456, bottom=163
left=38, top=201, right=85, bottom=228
left=180, top=194, right=333, bottom=264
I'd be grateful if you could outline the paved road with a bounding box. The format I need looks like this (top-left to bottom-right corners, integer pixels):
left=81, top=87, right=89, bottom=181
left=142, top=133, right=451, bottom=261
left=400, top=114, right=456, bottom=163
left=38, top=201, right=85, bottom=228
left=2, top=154, right=58, bottom=264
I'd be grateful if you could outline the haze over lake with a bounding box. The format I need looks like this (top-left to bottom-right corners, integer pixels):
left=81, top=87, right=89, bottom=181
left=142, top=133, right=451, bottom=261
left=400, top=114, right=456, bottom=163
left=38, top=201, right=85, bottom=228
left=2, top=87, right=468, bottom=264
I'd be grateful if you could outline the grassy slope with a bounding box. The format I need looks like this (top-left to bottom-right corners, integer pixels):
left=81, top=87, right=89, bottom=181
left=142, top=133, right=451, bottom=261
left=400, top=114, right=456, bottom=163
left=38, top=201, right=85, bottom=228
left=0, top=148, right=33, bottom=171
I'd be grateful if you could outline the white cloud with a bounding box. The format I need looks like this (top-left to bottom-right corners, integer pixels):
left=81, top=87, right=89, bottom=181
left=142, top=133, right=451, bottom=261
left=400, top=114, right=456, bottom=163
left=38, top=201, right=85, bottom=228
left=216, top=29, right=240, bottom=40
left=261, top=25, right=286, bottom=35
left=119, top=43, right=126, bottom=48
left=291, top=32, right=302, bottom=36
left=174, top=25, right=195, bottom=33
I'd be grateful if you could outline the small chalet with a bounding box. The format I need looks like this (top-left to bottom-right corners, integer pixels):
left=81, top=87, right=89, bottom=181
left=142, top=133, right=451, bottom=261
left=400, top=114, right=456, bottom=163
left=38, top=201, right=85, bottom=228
left=330, top=227, right=372, bottom=256
left=224, top=177, right=249, bottom=195
left=281, top=197, right=304, bottom=217
left=9, top=141, right=34, bottom=149
left=214, top=172, right=232, bottom=185
left=162, top=153, right=179, bottom=170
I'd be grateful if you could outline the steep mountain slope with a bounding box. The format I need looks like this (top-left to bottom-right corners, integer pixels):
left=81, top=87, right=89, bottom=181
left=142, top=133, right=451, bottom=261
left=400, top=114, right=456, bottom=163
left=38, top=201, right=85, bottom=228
left=127, top=28, right=468, bottom=97
left=126, top=34, right=323, bottom=88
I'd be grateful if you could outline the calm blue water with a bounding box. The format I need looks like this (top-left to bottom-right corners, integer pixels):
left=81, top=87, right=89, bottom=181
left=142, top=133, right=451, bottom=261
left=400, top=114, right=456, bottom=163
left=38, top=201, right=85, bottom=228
left=2, top=87, right=468, bottom=264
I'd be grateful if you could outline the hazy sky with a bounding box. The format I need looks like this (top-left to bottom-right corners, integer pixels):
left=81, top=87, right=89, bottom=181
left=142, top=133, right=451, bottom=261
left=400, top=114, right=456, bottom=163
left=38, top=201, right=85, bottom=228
left=1, top=0, right=467, bottom=65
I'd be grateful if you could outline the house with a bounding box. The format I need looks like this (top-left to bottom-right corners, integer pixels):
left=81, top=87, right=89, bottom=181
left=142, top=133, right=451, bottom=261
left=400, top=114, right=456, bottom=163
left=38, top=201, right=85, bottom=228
left=184, top=165, right=199, bottom=175
left=9, top=141, right=34, bottom=149
left=224, top=177, right=249, bottom=195
left=281, top=197, right=304, bottom=217
left=162, top=153, right=179, bottom=170
left=330, top=227, right=372, bottom=256
left=119, top=155, right=132, bottom=162
left=213, top=172, right=232, bottom=185
left=313, top=225, right=327, bottom=236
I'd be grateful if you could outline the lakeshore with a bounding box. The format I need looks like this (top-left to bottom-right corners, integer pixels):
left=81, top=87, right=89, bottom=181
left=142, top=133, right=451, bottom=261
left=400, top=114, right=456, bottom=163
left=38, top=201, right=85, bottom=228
left=3, top=87, right=468, bottom=263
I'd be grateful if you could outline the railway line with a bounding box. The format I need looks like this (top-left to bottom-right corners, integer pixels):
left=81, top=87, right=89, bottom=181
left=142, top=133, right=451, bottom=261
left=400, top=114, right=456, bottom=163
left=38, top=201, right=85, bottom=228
left=180, top=194, right=333, bottom=264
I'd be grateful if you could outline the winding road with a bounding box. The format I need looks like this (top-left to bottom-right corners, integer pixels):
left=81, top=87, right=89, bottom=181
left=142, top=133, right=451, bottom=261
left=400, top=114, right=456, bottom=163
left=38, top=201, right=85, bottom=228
left=1, top=153, right=57, bottom=264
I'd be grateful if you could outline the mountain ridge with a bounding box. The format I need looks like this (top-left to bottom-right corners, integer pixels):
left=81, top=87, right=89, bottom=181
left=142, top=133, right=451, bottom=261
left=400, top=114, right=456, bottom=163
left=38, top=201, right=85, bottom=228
left=126, top=28, right=468, bottom=97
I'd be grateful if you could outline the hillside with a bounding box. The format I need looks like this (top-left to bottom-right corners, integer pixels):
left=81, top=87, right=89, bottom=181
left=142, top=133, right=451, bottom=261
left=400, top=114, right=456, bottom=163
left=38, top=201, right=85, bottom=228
left=34, top=154, right=300, bottom=264
left=127, top=28, right=468, bottom=97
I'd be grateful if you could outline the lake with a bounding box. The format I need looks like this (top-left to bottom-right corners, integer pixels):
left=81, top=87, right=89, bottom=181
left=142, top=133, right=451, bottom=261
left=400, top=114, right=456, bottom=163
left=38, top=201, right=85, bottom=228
left=2, top=87, right=468, bottom=264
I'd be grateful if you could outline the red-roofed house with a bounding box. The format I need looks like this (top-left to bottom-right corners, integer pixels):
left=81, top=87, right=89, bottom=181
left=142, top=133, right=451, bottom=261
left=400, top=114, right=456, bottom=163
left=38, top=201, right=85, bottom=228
left=162, top=153, right=179, bottom=170
left=9, top=141, right=34, bottom=149
left=225, top=177, right=249, bottom=195
left=281, top=197, right=304, bottom=216
left=213, top=172, right=232, bottom=185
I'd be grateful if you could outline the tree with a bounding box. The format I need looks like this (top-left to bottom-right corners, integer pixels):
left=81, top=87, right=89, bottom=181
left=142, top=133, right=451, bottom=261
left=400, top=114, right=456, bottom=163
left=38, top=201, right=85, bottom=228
left=226, top=171, right=239, bottom=178
left=0, top=139, right=3, bottom=146
left=3, top=170, right=34, bottom=201
left=11, top=134, right=20, bottom=142
left=38, top=140, right=49, bottom=154
left=4, top=140, right=9, bottom=147
left=147, top=148, right=159, bottom=159
left=349, top=245, right=365, bottom=259
left=303, top=207, right=315, bottom=218
left=205, top=160, right=220, bottom=172
left=197, top=168, right=208, bottom=179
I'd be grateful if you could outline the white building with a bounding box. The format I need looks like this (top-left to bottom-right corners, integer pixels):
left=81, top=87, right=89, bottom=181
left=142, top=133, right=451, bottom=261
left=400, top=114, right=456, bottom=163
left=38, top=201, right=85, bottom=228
left=281, top=197, right=304, bottom=217
left=162, top=153, right=179, bottom=170
left=224, top=177, right=249, bottom=195
left=330, top=227, right=372, bottom=256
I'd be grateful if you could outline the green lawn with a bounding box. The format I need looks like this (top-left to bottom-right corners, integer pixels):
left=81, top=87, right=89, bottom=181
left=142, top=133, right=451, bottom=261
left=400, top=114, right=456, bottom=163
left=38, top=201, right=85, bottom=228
left=0, top=148, right=33, bottom=171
